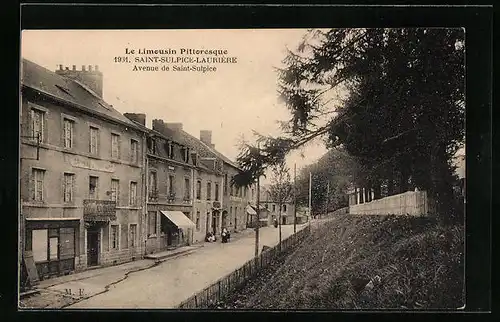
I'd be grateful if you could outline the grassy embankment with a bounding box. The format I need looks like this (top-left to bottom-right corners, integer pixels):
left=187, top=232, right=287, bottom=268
left=213, top=214, right=464, bottom=309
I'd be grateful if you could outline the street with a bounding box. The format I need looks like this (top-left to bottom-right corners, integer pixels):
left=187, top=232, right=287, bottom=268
left=67, top=223, right=307, bottom=309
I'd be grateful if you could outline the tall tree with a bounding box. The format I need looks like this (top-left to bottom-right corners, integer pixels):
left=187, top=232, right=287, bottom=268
left=268, top=161, right=293, bottom=249
left=233, top=28, right=465, bottom=224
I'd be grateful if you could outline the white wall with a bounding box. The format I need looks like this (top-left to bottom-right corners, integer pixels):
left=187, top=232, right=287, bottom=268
left=349, top=191, right=429, bottom=216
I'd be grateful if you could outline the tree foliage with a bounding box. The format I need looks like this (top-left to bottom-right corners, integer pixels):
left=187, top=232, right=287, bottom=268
left=233, top=28, right=465, bottom=222
left=268, top=161, right=293, bottom=207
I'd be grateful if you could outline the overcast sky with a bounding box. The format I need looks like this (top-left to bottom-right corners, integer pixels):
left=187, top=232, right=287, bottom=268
left=21, top=29, right=328, bottom=184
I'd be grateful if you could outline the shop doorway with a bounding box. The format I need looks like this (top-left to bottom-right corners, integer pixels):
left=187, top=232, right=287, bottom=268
left=86, top=228, right=99, bottom=267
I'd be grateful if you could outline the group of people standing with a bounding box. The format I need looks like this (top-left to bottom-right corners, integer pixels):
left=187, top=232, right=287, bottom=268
left=205, top=227, right=231, bottom=243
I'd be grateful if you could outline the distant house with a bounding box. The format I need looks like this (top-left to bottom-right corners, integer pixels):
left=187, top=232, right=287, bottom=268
left=258, top=185, right=296, bottom=225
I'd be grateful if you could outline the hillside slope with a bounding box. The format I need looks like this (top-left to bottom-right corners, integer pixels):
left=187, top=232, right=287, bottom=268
left=216, top=214, right=464, bottom=309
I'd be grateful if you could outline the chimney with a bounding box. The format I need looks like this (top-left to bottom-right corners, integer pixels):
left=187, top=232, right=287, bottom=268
left=152, top=119, right=166, bottom=132
left=56, top=64, right=104, bottom=98
left=200, top=130, right=214, bottom=148
left=95, top=65, right=99, bottom=71
left=165, top=123, right=183, bottom=131
left=124, top=113, right=146, bottom=126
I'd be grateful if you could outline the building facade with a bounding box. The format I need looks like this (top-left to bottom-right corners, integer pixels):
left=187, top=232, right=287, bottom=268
left=259, top=186, right=296, bottom=225
left=20, top=60, right=146, bottom=281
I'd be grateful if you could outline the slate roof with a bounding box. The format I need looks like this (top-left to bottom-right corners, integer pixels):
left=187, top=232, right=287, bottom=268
left=21, top=59, right=140, bottom=129
left=176, top=129, right=241, bottom=170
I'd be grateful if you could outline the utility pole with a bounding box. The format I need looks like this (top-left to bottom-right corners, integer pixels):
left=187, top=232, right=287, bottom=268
left=325, top=181, right=330, bottom=218
left=254, top=142, right=260, bottom=257
left=293, top=163, right=297, bottom=234
left=308, top=172, right=312, bottom=226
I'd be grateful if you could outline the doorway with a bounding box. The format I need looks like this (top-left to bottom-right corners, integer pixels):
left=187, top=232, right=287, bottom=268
left=282, top=216, right=287, bottom=225
left=86, top=228, right=100, bottom=267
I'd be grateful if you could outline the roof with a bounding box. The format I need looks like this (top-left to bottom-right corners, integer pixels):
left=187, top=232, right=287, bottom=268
left=175, top=129, right=241, bottom=170
left=21, top=59, right=141, bottom=130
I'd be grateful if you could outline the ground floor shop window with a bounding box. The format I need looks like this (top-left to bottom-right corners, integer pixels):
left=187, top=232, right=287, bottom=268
left=25, top=221, right=78, bottom=279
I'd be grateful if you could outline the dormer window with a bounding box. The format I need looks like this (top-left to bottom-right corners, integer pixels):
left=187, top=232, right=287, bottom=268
left=167, top=142, right=174, bottom=159
left=181, top=146, right=189, bottom=163
left=147, top=137, right=156, bottom=154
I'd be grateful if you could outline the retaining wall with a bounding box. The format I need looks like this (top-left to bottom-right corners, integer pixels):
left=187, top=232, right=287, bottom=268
left=349, top=191, right=429, bottom=216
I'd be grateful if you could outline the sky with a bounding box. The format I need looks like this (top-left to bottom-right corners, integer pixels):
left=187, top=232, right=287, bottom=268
left=21, top=29, right=328, bottom=184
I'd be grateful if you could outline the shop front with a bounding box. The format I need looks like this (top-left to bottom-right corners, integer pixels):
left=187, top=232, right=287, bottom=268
left=24, top=218, right=80, bottom=280
left=83, top=199, right=117, bottom=267
left=160, top=210, right=196, bottom=249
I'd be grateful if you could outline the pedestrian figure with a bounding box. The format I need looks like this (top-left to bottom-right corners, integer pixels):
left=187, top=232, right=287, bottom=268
left=273, top=218, right=278, bottom=228
left=221, top=228, right=230, bottom=243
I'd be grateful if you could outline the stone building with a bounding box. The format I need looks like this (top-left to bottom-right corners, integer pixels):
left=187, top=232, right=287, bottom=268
left=177, top=130, right=255, bottom=235
left=123, top=115, right=198, bottom=254
left=259, top=185, right=296, bottom=225
left=20, top=60, right=146, bottom=281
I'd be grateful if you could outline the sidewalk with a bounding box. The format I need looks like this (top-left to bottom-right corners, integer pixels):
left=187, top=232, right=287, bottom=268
left=19, top=227, right=257, bottom=309
left=19, top=244, right=204, bottom=309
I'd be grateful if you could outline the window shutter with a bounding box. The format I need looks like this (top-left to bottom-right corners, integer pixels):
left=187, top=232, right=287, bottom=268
left=30, top=170, right=35, bottom=200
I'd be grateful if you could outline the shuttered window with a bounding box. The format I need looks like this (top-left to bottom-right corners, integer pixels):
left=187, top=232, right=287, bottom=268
left=31, top=108, right=45, bottom=142
left=111, top=179, right=120, bottom=203
left=89, top=126, right=99, bottom=155
left=130, top=224, right=137, bottom=247
left=32, top=168, right=45, bottom=201
left=121, top=225, right=128, bottom=249
left=129, top=181, right=137, bottom=206
left=63, top=118, right=74, bottom=148
left=111, top=225, right=119, bottom=250
left=130, top=139, right=138, bottom=163
left=111, top=133, right=120, bottom=159
left=63, top=173, right=74, bottom=203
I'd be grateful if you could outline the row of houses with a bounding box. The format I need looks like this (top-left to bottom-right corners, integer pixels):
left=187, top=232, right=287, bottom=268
left=20, top=59, right=256, bottom=283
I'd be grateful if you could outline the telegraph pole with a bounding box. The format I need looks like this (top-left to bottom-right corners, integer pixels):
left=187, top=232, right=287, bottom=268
left=293, top=163, right=297, bottom=234
left=325, top=181, right=330, bottom=218
left=254, top=142, right=260, bottom=257
left=308, top=172, right=312, bottom=226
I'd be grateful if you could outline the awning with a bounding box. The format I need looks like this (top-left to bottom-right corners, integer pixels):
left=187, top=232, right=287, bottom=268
left=246, top=205, right=257, bottom=215
left=160, top=211, right=195, bottom=230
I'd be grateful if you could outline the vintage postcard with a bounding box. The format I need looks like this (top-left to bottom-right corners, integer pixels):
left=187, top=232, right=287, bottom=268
left=19, top=28, right=466, bottom=311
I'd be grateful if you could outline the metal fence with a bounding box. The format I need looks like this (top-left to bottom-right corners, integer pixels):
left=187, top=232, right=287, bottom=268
left=177, top=225, right=311, bottom=309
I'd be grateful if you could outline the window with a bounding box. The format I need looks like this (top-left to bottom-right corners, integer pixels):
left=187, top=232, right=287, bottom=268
left=89, top=126, right=99, bottom=155
left=89, top=176, right=98, bottom=199
left=63, top=118, right=74, bottom=148
left=111, top=225, right=119, bottom=250
left=130, top=139, right=139, bottom=163
left=196, top=180, right=202, bottom=200
left=181, top=147, right=189, bottom=163
left=31, top=108, right=45, bottom=142
left=207, top=182, right=212, bottom=200
left=272, top=204, right=276, bottom=212
left=129, top=181, right=137, bottom=206
left=121, top=224, right=128, bottom=249
left=196, top=211, right=200, bottom=231
left=168, top=143, right=174, bottom=159
left=63, top=173, right=74, bottom=203
left=147, top=137, right=156, bottom=154
left=32, top=168, right=45, bottom=201
left=224, top=174, right=228, bottom=195
left=184, top=178, right=191, bottom=200
left=283, top=204, right=287, bottom=212
left=149, top=171, right=157, bottom=195
left=111, top=133, right=120, bottom=159
left=168, top=175, right=174, bottom=196
left=111, top=179, right=119, bottom=203
left=32, top=229, right=48, bottom=262
left=215, top=183, right=220, bottom=201
left=130, top=224, right=137, bottom=247
left=148, top=211, right=157, bottom=236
